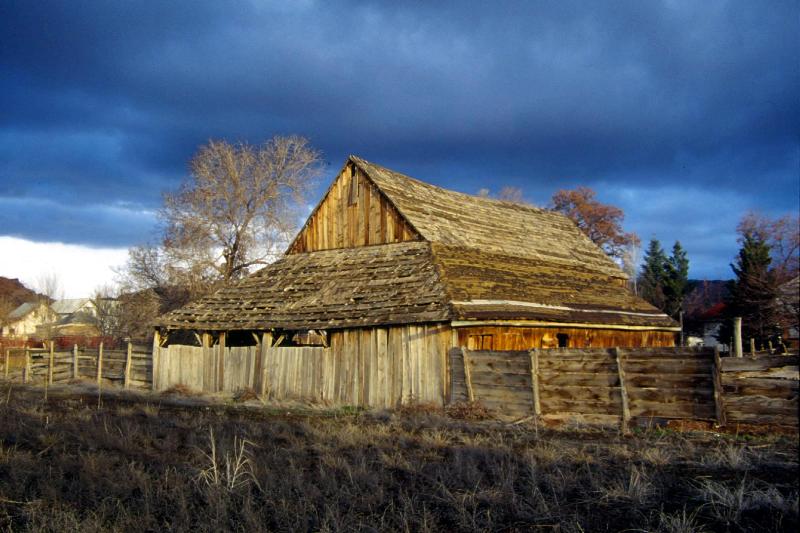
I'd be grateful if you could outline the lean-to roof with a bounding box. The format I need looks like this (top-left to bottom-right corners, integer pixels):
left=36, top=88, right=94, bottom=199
left=159, top=243, right=675, bottom=331
left=159, top=242, right=452, bottom=331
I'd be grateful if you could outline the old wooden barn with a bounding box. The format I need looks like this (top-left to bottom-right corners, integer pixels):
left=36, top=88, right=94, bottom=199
left=155, top=156, right=678, bottom=406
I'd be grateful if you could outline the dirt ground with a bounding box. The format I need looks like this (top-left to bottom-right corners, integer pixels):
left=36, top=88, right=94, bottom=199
left=0, top=382, right=797, bottom=532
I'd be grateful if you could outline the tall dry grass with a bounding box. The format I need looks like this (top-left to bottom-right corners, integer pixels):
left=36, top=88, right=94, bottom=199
left=0, top=383, right=796, bottom=532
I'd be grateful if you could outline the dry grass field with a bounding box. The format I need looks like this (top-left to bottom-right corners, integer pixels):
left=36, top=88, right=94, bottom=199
left=0, top=383, right=797, bottom=532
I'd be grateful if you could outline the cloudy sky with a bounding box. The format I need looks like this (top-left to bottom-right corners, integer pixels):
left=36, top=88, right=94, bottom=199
left=1, top=0, right=798, bottom=297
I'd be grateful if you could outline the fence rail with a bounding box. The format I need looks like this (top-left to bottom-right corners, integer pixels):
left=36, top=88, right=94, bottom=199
left=450, top=347, right=798, bottom=428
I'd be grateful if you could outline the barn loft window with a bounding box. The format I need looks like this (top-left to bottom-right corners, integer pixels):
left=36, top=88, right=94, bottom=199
left=348, top=170, right=359, bottom=205
left=557, top=333, right=569, bottom=348
left=468, top=334, right=494, bottom=350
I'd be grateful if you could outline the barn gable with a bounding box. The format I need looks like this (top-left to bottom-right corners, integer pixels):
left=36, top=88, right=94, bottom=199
left=287, top=160, right=421, bottom=254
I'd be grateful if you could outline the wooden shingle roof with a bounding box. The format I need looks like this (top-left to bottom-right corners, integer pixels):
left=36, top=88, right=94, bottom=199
left=158, top=156, right=677, bottom=331
left=159, top=242, right=452, bottom=330
left=351, top=156, right=624, bottom=278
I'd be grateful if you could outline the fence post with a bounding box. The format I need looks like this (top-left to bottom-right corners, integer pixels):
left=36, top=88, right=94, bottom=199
left=96, top=342, right=104, bottom=385
left=3, top=348, right=9, bottom=378
left=48, top=341, right=54, bottom=385
left=711, top=346, right=727, bottom=427
left=73, top=344, right=79, bottom=379
left=733, top=317, right=743, bottom=358
left=23, top=347, right=31, bottom=384
left=613, top=348, right=631, bottom=434
left=218, top=332, right=226, bottom=393
left=462, top=348, right=475, bottom=402
left=529, top=348, right=541, bottom=417
left=152, top=330, right=160, bottom=391
left=259, top=332, right=272, bottom=396
left=124, top=342, right=132, bottom=389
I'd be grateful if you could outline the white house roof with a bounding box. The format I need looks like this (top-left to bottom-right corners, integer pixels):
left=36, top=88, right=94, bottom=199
left=51, top=298, right=92, bottom=315
left=8, top=302, right=39, bottom=320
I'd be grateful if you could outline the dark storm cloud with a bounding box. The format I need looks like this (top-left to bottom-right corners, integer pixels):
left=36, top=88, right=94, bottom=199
left=1, top=0, right=797, bottom=278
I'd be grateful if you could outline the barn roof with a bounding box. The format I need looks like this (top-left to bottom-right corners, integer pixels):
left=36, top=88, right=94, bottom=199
left=321, top=156, right=624, bottom=278
left=158, top=156, right=676, bottom=331
left=159, top=242, right=451, bottom=330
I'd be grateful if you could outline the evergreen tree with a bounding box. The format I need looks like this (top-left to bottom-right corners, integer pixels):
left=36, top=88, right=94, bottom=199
left=662, top=241, right=690, bottom=319
left=719, top=232, right=781, bottom=347
left=638, top=238, right=667, bottom=310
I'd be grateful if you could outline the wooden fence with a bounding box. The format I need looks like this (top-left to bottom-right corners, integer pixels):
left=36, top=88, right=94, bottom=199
left=450, top=347, right=798, bottom=428
left=4, top=342, right=797, bottom=429
left=1, top=343, right=152, bottom=389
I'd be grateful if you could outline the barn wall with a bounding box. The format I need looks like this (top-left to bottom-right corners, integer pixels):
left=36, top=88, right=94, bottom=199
left=154, top=323, right=453, bottom=407
left=456, top=325, right=676, bottom=350
left=287, top=163, right=420, bottom=254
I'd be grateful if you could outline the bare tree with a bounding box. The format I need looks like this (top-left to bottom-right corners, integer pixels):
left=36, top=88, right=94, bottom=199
left=117, top=135, right=322, bottom=335
left=91, top=285, right=121, bottom=339
left=35, top=273, right=62, bottom=340
left=0, top=295, right=16, bottom=336
left=476, top=186, right=529, bottom=205
left=737, top=211, right=799, bottom=283
left=162, top=136, right=322, bottom=283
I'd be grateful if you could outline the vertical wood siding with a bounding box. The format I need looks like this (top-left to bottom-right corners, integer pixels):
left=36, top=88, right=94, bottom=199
left=287, top=165, right=420, bottom=254
left=457, top=326, right=676, bottom=350
left=153, top=324, right=453, bottom=407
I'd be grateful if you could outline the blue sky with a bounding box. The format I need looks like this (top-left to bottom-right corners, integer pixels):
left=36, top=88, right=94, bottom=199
left=1, top=1, right=798, bottom=295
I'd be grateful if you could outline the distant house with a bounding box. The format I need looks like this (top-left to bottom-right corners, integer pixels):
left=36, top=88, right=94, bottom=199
left=41, top=298, right=100, bottom=338
left=684, top=280, right=731, bottom=349
left=1, top=301, right=56, bottom=339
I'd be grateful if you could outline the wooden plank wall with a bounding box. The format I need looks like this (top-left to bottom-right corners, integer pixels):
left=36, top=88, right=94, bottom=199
left=452, top=347, right=798, bottom=428
left=1, top=345, right=152, bottom=389
left=287, top=164, right=420, bottom=254
left=150, top=324, right=452, bottom=406
left=457, top=326, right=676, bottom=350
left=260, top=324, right=451, bottom=407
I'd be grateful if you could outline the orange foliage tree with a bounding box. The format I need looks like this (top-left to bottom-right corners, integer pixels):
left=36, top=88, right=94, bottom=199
left=550, top=186, right=639, bottom=261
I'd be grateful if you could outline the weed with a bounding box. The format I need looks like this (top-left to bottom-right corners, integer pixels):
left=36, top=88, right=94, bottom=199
left=445, top=400, right=493, bottom=420
left=161, top=383, right=197, bottom=396
left=196, top=427, right=260, bottom=493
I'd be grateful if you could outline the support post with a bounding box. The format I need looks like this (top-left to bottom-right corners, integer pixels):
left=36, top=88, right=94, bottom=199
left=4, top=348, right=10, bottom=378
left=733, top=317, right=743, bottom=358
left=259, top=332, right=272, bottom=396
left=614, top=347, right=631, bottom=434
left=711, top=346, right=727, bottom=427
left=529, top=348, right=541, bottom=417
left=152, top=330, right=161, bottom=391
left=462, top=348, right=475, bottom=402
left=73, top=344, right=79, bottom=379
left=48, top=341, right=54, bottom=385
left=96, top=342, right=104, bottom=384
left=218, top=332, right=226, bottom=392
left=23, top=347, right=31, bottom=384
left=749, top=338, right=756, bottom=356
left=124, top=341, right=132, bottom=389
